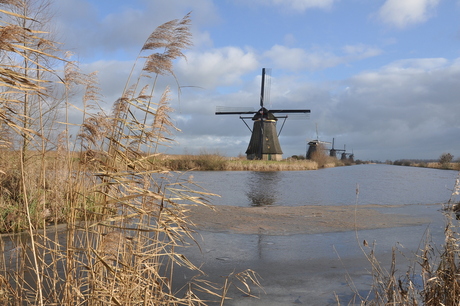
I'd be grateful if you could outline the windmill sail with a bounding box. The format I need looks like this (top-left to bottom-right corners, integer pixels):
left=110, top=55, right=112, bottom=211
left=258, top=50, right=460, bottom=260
left=216, top=68, right=311, bottom=160
left=260, top=68, right=271, bottom=108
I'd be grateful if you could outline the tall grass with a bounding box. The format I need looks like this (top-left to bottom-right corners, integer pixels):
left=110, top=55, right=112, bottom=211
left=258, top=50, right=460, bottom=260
left=345, top=173, right=460, bottom=305
left=151, top=153, right=319, bottom=171
left=0, top=3, right=259, bottom=305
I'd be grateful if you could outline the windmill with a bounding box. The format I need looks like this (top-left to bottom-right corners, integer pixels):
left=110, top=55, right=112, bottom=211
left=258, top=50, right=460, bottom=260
left=306, top=124, right=331, bottom=159
left=329, top=138, right=345, bottom=158
left=339, top=145, right=354, bottom=162
left=216, top=68, right=311, bottom=160
left=329, top=139, right=355, bottom=162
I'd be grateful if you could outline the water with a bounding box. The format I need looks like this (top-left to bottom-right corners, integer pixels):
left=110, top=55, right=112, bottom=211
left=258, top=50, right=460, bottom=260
left=3, top=164, right=459, bottom=305
left=184, top=164, right=458, bottom=207
left=170, top=165, right=460, bottom=305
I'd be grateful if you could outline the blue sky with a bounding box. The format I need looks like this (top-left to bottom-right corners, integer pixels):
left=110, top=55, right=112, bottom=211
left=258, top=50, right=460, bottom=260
left=54, top=0, right=460, bottom=161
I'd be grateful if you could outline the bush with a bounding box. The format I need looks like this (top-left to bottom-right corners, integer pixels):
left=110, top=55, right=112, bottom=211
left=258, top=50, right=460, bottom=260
left=439, top=153, right=454, bottom=169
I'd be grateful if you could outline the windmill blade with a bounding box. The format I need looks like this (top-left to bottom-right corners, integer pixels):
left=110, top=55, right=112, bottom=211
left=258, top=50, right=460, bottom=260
left=215, top=106, right=256, bottom=115
left=269, top=109, right=311, bottom=119
left=276, top=113, right=310, bottom=120
left=260, top=68, right=273, bottom=108
left=307, top=139, right=331, bottom=145
left=269, top=109, right=310, bottom=113
left=261, top=68, right=272, bottom=108
left=260, top=68, right=265, bottom=108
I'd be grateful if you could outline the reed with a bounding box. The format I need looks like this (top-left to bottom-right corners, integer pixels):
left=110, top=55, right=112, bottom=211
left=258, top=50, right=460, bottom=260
left=147, top=153, right=319, bottom=171
left=0, top=4, right=260, bottom=305
left=345, top=173, right=460, bottom=305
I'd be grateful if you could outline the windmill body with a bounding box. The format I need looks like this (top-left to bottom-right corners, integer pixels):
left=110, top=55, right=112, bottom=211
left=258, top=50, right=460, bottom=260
left=306, top=139, right=331, bottom=159
left=245, top=107, right=283, bottom=160
left=306, top=125, right=330, bottom=160
left=216, top=69, right=310, bottom=160
left=306, top=140, right=320, bottom=160
left=329, top=138, right=345, bottom=158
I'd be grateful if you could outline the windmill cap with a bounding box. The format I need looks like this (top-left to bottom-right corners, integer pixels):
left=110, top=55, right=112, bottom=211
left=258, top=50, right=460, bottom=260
left=252, top=107, right=278, bottom=121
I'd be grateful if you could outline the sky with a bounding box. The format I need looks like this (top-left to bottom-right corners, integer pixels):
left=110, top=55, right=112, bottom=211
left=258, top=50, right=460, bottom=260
left=52, top=0, right=460, bottom=161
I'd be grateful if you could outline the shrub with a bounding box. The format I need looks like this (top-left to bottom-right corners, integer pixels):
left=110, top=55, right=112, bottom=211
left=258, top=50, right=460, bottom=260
left=439, top=153, right=454, bottom=169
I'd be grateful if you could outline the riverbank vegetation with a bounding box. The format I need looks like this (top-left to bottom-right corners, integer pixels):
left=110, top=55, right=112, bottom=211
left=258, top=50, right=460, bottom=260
left=0, top=2, right=258, bottom=305
left=345, top=174, right=460, bottom=305
left=386, top=153, right=460, bottom=170
left=143, top=153, right=320, bottom=171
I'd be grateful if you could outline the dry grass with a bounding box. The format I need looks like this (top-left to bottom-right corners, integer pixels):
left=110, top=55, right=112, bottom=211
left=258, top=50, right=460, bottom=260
left=425, top=162, right=460, bottom=171
left=344, top=172, right=460, bottom=305
left=0, top=5, right=260, bottom=305
left=347, top=218, right=460, bottom=306
left=151, top=154, right=319, bottom=171
left=308, top=143, right=344, bottom=168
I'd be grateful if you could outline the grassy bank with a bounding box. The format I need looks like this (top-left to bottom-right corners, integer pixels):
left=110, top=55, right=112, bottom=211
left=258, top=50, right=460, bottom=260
left=151, top=154, right=321, bottom=171
left=414, top=161, right=460, bottom=171
left=389, top=156, right=460, bottom=171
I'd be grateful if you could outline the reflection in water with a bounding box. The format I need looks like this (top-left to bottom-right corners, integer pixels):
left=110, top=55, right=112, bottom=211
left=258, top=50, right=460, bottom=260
left=188, top=165, right=458, bottom=207
left=246, top=171, right=282, bottom=206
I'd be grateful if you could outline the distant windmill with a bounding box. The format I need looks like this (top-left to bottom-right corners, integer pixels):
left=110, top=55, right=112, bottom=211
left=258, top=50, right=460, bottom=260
left=339, top=145, right=354, bottom=162
left=216, top=68, right=311, bottom=160
left=329, top=139, right=355, bottom=162
left=329, top=138, right=345, bottom=158
left=306, top=124, right=331, bottom=159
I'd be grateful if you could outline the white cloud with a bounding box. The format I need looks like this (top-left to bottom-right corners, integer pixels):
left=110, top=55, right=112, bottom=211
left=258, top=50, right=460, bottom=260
left=265, top=45, right=341, bottom=71
left=178, top=47, right=259, bottom=88
left=264, top=44, right=382, bottom=71
left=377, top=0, right=440, bottom=29
left=79, top=60, right=138, bottom=103
left=54, top=0, right=219, bottom=59
left=270, top=0, right=336, bottom=11
left=235, top=0, right=337, bottom=12
left=342, top=44, right=382, bottom=58
left=382, top=58, right=448, bottom=71
left=324, top=57, right=460, bottom=157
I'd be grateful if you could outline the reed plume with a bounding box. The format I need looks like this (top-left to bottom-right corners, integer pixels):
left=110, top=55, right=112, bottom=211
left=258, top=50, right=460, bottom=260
left=0, top=4, right=261, bottom=304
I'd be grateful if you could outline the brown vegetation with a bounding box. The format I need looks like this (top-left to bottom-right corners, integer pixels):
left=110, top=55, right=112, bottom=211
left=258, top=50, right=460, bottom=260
left=344, top=173, right=460, bottom=305
left=307, top=143, right=344, bottom=168
left=347, top=215, right=460, bottom=305
left=391, top=153, right=460, bottom=170
left=151, top=153, right=319, bottom=171
left=0, top=3, right=259, bottom=305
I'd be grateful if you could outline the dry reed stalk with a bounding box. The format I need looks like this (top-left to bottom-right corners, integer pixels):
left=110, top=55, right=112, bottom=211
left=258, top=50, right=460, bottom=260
left=345, top=172, right=460, bottom=306
left=0, top=6, right=261, bottom=303
left=67, top=13, right=260, bottom=306
left=106, top=13, right=192, bottom=161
